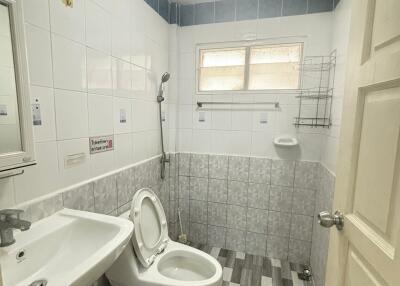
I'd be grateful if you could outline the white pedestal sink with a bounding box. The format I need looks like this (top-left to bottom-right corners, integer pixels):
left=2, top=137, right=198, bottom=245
left=0, top=208, right=134, bottom=286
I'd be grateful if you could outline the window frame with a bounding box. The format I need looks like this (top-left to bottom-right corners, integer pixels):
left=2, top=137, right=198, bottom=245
left=195, top=37, right=306, bottom=95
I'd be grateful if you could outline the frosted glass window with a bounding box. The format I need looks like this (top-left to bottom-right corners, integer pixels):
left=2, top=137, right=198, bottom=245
left=199, top=48, right=246, bottom=91
left=248, top=43, right=302, bottom=90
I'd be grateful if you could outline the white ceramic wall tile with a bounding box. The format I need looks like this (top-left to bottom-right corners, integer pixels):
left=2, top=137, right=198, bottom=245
left=25, top=24, right=53, bottom=87
left=112, top=19, right=131, bottom=62
left=88, top=94, right=114, bottom=136
left=52, top=35, right=87, bottom=91
left=22, top=0, right=50, bottom=30
left=178, top=105, right=193, bottom=129
left=86, top=48, right=112, bottom=96
left=90, top=149, right=114, bottom=177
left=132, top=131, right=150, bottom=162
left=113, top=97, right=132, bottom=134
left=192, top=129, right=212, bottom=153
left=114, top=133, right=133, bottom=168
left=30, top=85, right=56, bottom=142
left=85, top=0, right=111, bottom=54
left=57, top=138, right=90, bottom=186
left=0, top=178, right=15, bottom=209
left=49, top=0, right=86, bottom=43
left=112, top=58, right=132, bottom=98
left=55, top=89, right=88, bottom=140
left=131, top=64, right=146, bottom=99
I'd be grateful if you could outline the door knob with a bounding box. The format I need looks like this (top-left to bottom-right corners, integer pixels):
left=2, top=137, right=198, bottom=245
left=318, top=210, right=344, bottom=230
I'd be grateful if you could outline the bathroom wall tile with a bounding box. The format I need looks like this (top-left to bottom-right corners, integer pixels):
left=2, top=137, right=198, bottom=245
left=308, top=0, right=333, bottom=14
left=190, top=200, right=208, bottom=224
left=269, top=185, right=293, bottom=212
left=208, top=202, right=227, bottom=227
left=294, top=161, right=319, bottom=190
left=228, top=181, right=248, bottom=206
left=215, top=0, right=235, bottom=23
left=30, top=86, right=56, bottom=142
left=228, top=156, right=250, bottom=182
left=178, top=198, right=190, bottom=225
left=290, top=215, right=313, bottom=241
left=259, top=0, right=283, bottom=18
left=180, top=5, right=194, bottom=26
left=190, top=154, right=209, bottom=178
left=169, top=2, right=178, bottom=24
left=195, top=2, right=215, bottom=25
left=159, top=0, right=170, bottom=22
left=118, top=201, right=131, bottom=216
left=190, top=223, right=208, bottom=244
left=282, top=0, right=307, bottom=16
left=27, top=194, right=63, bottom=223
left=289, top=239, right=311, bottom=264
left=86, top=0, right=111, bottom=53
left=111, top=19, right=130, bottom=62
left=178, top=176, right=190, bottom=198
left=113, top=97, right=132, bottom=134
left=23, top=0, right=50, bottom=30
left=209, top=155, right=229, bottom=179
left=208, top=179, right=228, bottom=203
left=247, top=208, right=268, bottom=234
left=249, top=157, right=271, bottom=184
left=245, top=232, right=267, bottom=256
left=236, top=0, right=258, bottom=21
left=266, top=235, right=289, bottom=260
left=93, top=175, right=117, bottom=214
left=88, top=94, right=113, bottom=137
left=112, top=58, right=132, bottom=98
left=62, top=183, right=95, bottom=212
left=208, top=225, right=227, bottom=248
left=116, top=168, right=135, bottom=207
left=86, top=48, right=112, bottom=96
left=271, top=160, right=295, bottom=187
left=189, top=177, right=208, bottom=201
left=226, top=228, right=246, bottom=252
left=248, top=183, right=269, bottom=210
left=227, top=205, right=247, bottom=230
left=145, top=0, right=158, bottom=12
left=268, top=211, right=291, bottom=237
left=178, top=153, right=191, bottom=176
left=25, top=24, right=53, bottom=87
left=292, top=188, right=316, bottom=216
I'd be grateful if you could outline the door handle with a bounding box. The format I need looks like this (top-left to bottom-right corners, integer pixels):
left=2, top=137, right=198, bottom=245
left=318, top=210, right=344, bottom=230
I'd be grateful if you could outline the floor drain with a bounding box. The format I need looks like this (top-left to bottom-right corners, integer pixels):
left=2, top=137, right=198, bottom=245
left=29, top=279, right=47, bottom=286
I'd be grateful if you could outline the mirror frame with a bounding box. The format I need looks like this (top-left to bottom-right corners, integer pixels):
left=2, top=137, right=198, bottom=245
left=0, top=0, right=35, bottom=172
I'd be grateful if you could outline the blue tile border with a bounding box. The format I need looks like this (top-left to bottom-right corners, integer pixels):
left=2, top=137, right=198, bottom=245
left=142, top=0, right=338, bottom=26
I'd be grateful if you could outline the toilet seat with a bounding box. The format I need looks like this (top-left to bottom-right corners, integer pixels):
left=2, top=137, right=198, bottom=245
left=129, top=188, right=169, bottom=268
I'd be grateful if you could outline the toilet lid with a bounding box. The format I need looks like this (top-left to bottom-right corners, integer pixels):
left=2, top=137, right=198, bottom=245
left=129, top=188, right=169, bottom=268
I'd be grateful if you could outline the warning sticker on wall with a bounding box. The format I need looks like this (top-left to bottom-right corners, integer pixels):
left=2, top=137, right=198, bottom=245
left=89, top=135, right=114, bottom=154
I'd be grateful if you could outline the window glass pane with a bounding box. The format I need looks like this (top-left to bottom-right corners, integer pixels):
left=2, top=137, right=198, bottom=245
left=199, top=66, right=245, bottom=91
left=250, top=43, right=302, bottom=64
left=200, top=48, right=246, bottom=67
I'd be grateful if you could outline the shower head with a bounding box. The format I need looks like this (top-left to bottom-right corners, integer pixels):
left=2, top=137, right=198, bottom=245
left=161, top=72, right=170, bottom=83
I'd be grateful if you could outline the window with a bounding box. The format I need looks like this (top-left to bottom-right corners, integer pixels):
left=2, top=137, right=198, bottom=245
left=198, top=42, right=303, bottom=92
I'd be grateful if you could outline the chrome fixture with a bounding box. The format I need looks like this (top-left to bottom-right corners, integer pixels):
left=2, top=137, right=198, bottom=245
left=318, top=210, right=344, bottom=230
left=157, top=72, right=170, bottom=179
left=0, top=209, right=31, bottom=247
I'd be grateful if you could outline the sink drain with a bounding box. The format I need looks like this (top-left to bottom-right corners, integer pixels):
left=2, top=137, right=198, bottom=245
left=29, top=279, right=47, bottom=286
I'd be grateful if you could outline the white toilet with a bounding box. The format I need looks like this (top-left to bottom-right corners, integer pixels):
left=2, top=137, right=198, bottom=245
left=106, top=188, right=223, bottom=286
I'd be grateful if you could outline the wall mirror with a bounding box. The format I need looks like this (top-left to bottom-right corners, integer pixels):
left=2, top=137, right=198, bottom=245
left=0, top=0, right=35, bottom=174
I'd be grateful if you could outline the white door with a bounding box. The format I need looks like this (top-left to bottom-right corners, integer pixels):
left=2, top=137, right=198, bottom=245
left=324, top=0, right=400, bottom=285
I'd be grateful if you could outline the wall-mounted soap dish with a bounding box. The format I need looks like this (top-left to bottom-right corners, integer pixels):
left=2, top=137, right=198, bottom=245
left=274, top=136, right=298, bottom=147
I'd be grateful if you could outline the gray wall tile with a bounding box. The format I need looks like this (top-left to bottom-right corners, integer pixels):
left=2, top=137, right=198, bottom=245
left=236, top=0, right=258, bottom=21
left=94, top=175, right=117, bottom=214
left=190, top=222, right=208, bottom=244
left=190, top=153, right=209, bottom=177
left=308, top=0, right=333, bottom=14
left=271, top=160, right=295, bottom=187
left=268, top=211, right=291, bottom=237
left=228, top=156, right=249, bottom=181
left=249, top=157, right=271, bottom=183
left=180, top=4, right=194, bottom=26
left=245, top=232, right=267, bottom=256
left=209, top=155, right=229, bottom=179
left=294, top=161, right=319, bottom=189
left=208, top=225, right=227, bottom=248
left=28, top=194, right=63, bottom=223
left=290, top=215, right=313, bottom=241
left=208, top=179, right=228, bottom=203
left=63, top=183, right=95, bottom=212
left=208, top=202, right=227, bottom=226
left=292, top=188, right=315, bottom=216
left=266, top=235, right=289, bottom=260
left=228, top=180, right=248, bottom=206
left=227, top=205, right=247, bottom=230
left=282, top=0, right=307, bottom=16
left=247, top=208, right=268, bottom=233
left=195, top=2, right=215, bottom=25
left=248, top=183, right=269, bottom=209
left=116, top=168, right=135, bottom=207
left=259, top=0, right=283, bottom=18
left=190, top=200, right=208, bottom=223
left=289, top=239, right=311, bottom=264
left=215, top=0, right=235, bottom=23
left=226, top=228, right=246, bottom=252
left=179, top=153, right=191, bottom=176
left=269, top=185, right=293, bottom=212
left=190, top=177, right=208, bottom=201
left=178, top=176, right=190, bottom=198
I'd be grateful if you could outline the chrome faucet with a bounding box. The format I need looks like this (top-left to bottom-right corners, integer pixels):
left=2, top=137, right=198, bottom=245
left=0, top=209, right=31, bottom=247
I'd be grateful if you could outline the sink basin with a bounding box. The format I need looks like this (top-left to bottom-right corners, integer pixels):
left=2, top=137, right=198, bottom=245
left=0, top=208, right=133, bottom=286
